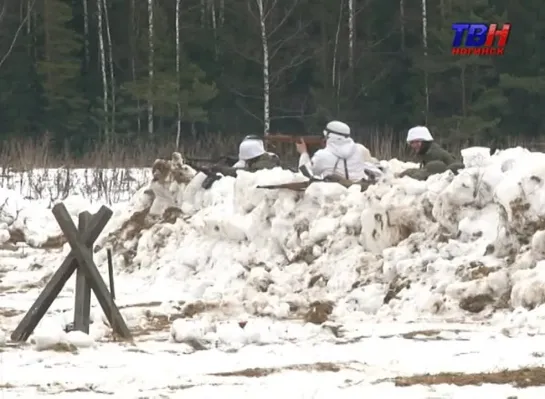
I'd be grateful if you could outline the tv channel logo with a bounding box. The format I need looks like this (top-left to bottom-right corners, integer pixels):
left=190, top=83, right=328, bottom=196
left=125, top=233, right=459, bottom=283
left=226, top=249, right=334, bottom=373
left=451, top=23, right=511, bottom=55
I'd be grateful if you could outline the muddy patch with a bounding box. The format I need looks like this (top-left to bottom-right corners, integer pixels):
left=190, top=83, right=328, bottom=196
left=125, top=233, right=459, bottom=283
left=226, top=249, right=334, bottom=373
left=209, top=362, right=348, bottom=378
left=395, top=367, right=545, bottom=387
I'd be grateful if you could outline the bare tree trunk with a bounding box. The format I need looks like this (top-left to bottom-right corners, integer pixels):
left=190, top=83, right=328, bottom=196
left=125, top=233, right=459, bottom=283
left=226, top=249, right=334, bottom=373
left=147, top=0, right=154, bottom=136
left=219, top=0, right=224, bottom=25
left=97, top=0, right=109, bottom=140
left=26, top=0, right=32, bottom=55
left=102, top=0, right=115, bottom=134
left=460, top=66, right=466, bottom=116
left=26, top=0, right=31, bottom=34
left=0, top=0, right=36, bottom=69
left=175, top=0, right=182, bottom=149
left=255, top=0, right=270, bottom=134
left=422, top=0, right=429, bottom=122
left=348, top=0, right=354, bottom=74
left=44, top=0, right=50, bottom=82
left=130, top=0, right=141, bottom=134
left=210, top=0, right=218, bottom=58
left=400, top=0, right=405, bottom=50
left=332, top=0, right=344, bottom=88
left=200, top=0, right=205, bottom=26
left=83, top=0, right=89, bottom=67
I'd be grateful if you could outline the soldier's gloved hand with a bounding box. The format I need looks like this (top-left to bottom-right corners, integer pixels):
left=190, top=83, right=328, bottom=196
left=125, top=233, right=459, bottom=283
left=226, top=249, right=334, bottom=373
left=201, top=174, right=221, bottom=189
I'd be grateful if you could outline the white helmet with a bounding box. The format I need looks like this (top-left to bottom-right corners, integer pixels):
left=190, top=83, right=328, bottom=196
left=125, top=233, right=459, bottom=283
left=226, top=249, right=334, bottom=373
left=406, top=126, right=433, bottom=142
left=323, top=120, right=350, bottom=137
left=239, top=136, right=265, bottom=160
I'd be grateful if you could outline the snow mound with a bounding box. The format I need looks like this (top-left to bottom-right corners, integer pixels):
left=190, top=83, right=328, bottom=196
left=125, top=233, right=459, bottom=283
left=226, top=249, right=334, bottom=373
left=0, top=188, right=101, bottom=248
left=30, top=328, right=95, bottom=351
left=169, top=317, right=324, bottom=352
left=96, top=146, right=545, bottom=328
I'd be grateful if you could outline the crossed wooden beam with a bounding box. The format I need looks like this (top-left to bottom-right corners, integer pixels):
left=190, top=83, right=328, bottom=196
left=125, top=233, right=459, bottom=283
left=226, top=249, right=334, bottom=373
left=11, top=203, right=132, bottom=342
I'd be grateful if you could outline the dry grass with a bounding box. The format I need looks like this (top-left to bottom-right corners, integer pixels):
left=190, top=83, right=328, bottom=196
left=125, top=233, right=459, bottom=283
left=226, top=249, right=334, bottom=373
left=210, top=361, right=345, bottom=377
left=130, top=300, right=224, bottom=337
left=0, top=130, right=541, bottom=214
left=394, top=367, right=545, bottom=387
left=34, top=342, right=78, bottom=353
left=0, top=307, right=24, bottom=318
left=1, top=130, right=543, bottom=171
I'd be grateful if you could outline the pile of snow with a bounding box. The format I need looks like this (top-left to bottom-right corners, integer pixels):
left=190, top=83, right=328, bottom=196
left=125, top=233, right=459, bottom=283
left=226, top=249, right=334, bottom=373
left=6, top=147, right=545, bottom=339
left=85, top=146, right=545, bottom=328
left=0, top=167, right=150, bottom=248
left=30, top=329, right=95, bottom=351
left=0, top=166, right=148, bottom=204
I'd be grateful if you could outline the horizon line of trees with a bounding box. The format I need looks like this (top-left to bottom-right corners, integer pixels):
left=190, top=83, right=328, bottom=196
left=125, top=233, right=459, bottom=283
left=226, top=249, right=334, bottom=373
left=0, top=0, right=544, bottom=154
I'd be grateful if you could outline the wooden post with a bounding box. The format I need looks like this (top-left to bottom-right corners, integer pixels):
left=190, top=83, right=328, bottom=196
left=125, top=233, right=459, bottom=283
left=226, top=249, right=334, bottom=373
left=107, top=248, right=115, bottom=300
left=73, top=212, right=92, bottom=333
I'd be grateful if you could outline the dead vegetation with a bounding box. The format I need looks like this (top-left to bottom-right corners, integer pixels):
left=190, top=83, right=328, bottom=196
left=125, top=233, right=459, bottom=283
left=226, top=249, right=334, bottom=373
left=401, top=329, right=444, bottom=340
left=34, top=342, right=78, bottom=353
left=0, top=307, right=24, bottom=318
left=394, top=367, right=545, bottom=388
left=7, top=230, right=67, bottom=249
left=304, top=300, right=334, bottom=324
left=455, top=261, right=499, bottom=282
left=210, top=361, right=344, bottom=377
left=0, top=273, right=51, bottom=294
left=383, top=275, right=410, bottom=304
left=459, top=294, right=495, bottom=313
left=131, top=300, right=225, bottom=337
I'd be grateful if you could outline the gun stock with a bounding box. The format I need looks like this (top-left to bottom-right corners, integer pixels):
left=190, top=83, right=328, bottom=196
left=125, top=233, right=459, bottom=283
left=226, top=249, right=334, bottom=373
left=257, top=181, right=312, bottom=191
left=185, top=155, right=238, bottom=165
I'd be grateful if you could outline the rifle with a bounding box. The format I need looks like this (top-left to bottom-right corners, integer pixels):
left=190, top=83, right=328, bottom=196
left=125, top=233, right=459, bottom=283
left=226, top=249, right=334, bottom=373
left=257, top=165, right=376, bottom=191
left=257, top=181, right=312, bottom=191
left=186, top=160, right=239, bottom=189
left=185, top=155, right=238, bottom=166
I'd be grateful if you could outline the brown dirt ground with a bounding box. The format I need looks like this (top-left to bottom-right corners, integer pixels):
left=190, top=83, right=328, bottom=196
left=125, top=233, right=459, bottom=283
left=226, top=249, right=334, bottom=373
left=395, top=367, right=545, bottom=388
left=210, top=362, right=344, bottom=377
left=130, top=300, right=224, bottom=338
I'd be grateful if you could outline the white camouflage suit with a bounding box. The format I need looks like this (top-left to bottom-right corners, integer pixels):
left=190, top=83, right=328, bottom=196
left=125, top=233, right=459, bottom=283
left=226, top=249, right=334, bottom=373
left=298, top=120, right=381, bottom=181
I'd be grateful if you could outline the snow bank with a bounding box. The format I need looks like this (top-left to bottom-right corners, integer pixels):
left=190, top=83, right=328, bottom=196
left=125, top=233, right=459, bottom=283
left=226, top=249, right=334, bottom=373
left=0, top=167, right=149, bottom=248
left=89, top=146, right=545, bottom=329
left=30, top=329, right=96, bottom=351
left=7, top=147, right=545, bottom=335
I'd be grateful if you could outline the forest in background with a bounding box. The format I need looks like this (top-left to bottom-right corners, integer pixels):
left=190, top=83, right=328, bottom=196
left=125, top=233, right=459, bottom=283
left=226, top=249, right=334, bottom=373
left=0, top=0, right=544, bottom=167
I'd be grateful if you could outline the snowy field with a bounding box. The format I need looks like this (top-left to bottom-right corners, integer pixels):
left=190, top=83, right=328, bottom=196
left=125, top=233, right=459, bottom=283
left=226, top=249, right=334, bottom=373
left=2, top=148, right=545, bottom=398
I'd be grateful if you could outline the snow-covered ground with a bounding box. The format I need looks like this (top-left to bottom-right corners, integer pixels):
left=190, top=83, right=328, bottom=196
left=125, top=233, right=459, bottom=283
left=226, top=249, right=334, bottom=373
left=2, top=147, right=545, bottom=397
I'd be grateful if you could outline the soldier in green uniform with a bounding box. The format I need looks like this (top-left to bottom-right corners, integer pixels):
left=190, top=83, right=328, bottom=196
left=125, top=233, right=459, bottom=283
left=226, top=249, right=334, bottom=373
left=232, top=135, right=281, bottom=171
left=398, top=126, right=464, bottom=181
left=199, top=135, right=281, bottom=188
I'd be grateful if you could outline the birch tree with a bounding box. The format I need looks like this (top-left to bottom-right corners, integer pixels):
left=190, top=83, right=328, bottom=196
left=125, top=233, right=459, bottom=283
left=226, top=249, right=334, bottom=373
left=332, top=0, right=344, bottom=92
left=255, top=0, right=270, bottom=133
left=422, top=0, right=428, bottom=121
left=96, top=0, right=109, bottom=139
left=82, top=0, right=89, bottom=67
left=226, top=0, right=310, bottom=133
left=130, top=0, right=140, bottom=133
left=147, top=0, right=154, bottom=136
left=175, top=0, right=181, bottom=148
left=400, top=0, right=405, bottom=50
left=102, top=0, right=115, bottom=133
left=0, top=0, right=36, bottom=69
left=348, top=0, right=354, bottom=74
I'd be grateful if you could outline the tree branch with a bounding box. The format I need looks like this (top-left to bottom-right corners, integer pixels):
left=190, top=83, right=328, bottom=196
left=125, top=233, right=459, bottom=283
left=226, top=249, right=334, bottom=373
left=0, top=0, right=36, bottom=70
